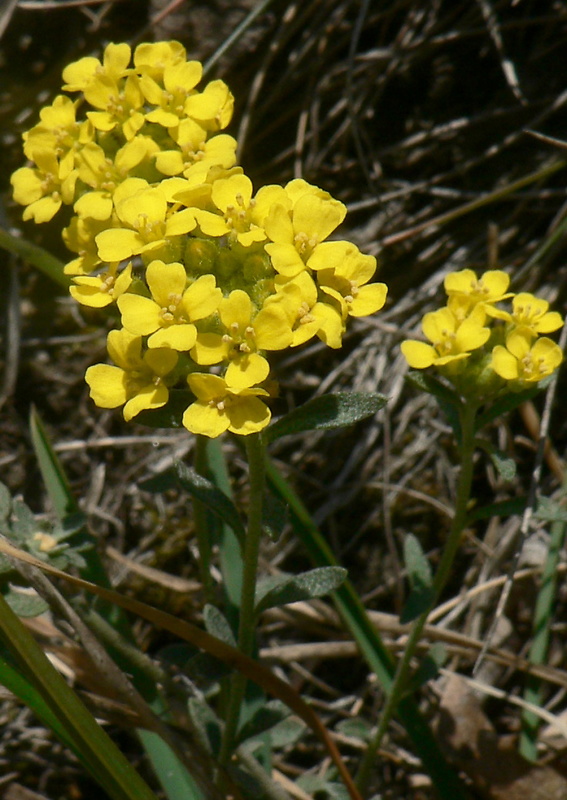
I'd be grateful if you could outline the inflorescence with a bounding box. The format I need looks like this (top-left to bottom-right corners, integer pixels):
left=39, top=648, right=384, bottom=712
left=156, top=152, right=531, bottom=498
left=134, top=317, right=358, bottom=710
left=12, top=40, right=388, bottom=437
left=401, top=268, right=564, bottom=396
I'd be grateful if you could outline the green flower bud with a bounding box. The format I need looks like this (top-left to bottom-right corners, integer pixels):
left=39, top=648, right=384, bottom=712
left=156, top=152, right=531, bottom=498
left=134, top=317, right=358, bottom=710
left=184, top=237, right=219, bottom=276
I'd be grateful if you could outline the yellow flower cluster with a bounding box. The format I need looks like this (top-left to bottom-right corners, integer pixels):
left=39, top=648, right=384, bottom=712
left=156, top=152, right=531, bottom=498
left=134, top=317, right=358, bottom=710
left=401, top=269, right=563, bottom=394
left=12, top=41, right=388, bottom=437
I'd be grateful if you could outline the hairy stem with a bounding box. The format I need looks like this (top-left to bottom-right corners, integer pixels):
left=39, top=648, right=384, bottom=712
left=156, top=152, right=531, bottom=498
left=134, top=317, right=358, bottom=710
left=219, top=433, right=266, bottom=767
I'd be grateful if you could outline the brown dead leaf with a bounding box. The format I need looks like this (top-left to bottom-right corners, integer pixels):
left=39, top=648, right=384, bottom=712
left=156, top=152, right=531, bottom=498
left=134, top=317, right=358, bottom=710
left=435, top=674, right=567, bottom=800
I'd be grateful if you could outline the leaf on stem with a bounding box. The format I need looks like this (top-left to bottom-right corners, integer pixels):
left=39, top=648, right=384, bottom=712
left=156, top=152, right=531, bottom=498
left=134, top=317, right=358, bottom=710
left=236, top=699, right=290, bottom=745
left=406, top=643, right=447, bottom=694
left=188, top=696, right=222, bottom=757
left=203, top=604, right=237, bottom=647
left=400, top=533, right=434, bottom=624
left=406, top=370, right=460, bottom=404
left=475, top=384, right=542, bottom=431
left=479, top=441, right=517, bottom=481
left=255, top=566, right=347, bottom=615
left=141, top=462, right=245, bottom=544
left=467, top=497, right=527, bottom=522
left=265, top=392, right=387, bottom=443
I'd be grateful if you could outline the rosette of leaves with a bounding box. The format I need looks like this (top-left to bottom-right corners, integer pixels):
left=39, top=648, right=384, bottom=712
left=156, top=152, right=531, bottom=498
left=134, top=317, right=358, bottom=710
left=0, top=482, right=88, bottom=617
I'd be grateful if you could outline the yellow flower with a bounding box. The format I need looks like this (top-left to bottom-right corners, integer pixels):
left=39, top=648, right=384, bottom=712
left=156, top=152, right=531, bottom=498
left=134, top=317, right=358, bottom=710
left=444, top=269, right=512, bottom=314
left=401, top=306, right=490, bottom=369
left=486, top=292, right=563, bottom=338
left=118, top=260, right=221, bottom=350
left=133, top=41, right=187, bottom=82
left=85, top=328, right=177, bottom=421
left=491, top=331, right=563, bottom=384
left=62, top=42, right=133, bottom=92
left=154, top=118, right=237, bottom=179
left=207, top=175, right=286, bottom=246
left=264, top=179, right=346, bottom=277
left=11, top=149, right=77, bottom=223
left=23, top=95, right=91, bottom=176
left=308, top=241, right=387, bottom=319
left=271, top=272, right=344, bottom=348
left=166, top=165, right=244, bottom=211
left=140, top=60, right=203, bottom=128
left=62, top=215, right=108, bottom=275
left=95, top=184, right=197, bottom=262
left=184, top=79, right=234, bottom=131
left=191, top=289, right=293, bottom=387
left=74, top=137, right=160, bottom=220
left=84, top=73, right=146, bottom=141
left=183, top=373, right=271, bottom=437
left=70, top=262, right=132, bottom=307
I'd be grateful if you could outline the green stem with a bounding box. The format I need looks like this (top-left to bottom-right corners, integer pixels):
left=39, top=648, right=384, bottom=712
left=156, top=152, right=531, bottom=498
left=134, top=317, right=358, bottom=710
left=219, top=433, right=266, bottom=766
left=356, top=400, right=478, bottom=794
left=0, top=226, right=70, bottom=288
left=193, top=435, right=215, bottom=603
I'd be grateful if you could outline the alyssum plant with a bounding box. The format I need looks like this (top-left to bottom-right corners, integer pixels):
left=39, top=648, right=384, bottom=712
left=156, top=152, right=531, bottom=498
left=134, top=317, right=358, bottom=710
left=3, top=38, right=564, bottom=800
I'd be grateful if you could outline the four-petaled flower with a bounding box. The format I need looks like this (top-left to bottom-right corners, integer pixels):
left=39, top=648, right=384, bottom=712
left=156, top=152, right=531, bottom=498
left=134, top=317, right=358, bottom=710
left=205, top=175, right=287, bottom=246
left=264, top=179, right=346, bottom=277
left=492, top=332, right=563, bottom=384
left=139, top=59, right=203, bottom=128
left=401, top=306, right=490, bottom=369
left=11, top=149, right=77, bottom=223
left=444, top=269, right=512, bottom=317
left=117, top=260, right=221, bottom=349
left=95, top=184, right=197, bottom=261
left=85, top=328, right=178, bottom=421
left=191, top=289, right=293, bottom=388
left=183, top=373, right=271, bottom=437
left=70, top=262, right=133, bottom=307
left=486, top=292, right=563, bottom=338
left=62, top=42, right=133, bottom=92
left=309, top=241, right=388, bottom=320
left=154, top=118, right=237, bottom=180
left=271, top=271, right=344, bottom=348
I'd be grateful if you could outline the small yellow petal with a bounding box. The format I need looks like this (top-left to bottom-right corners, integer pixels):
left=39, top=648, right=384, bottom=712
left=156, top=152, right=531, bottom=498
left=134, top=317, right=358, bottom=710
left=225, top=353, right=269, bottom=389
left=400, top=341, right=436, bottom=369
left=85, top=364, right=128, bottom=407
left=123, top=383, right=169, bottom=421
left=183, top=403, right=230, bottom=437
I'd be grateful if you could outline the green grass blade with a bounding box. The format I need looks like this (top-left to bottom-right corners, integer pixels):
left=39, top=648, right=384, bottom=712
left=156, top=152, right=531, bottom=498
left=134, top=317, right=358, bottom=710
left=0, top=648, right=90, bottom=753
left=265, top=456, right=471, bottom=800
left=29, top=406, right=116, bottom=594
left=138, top=728, right=204, bottom=800
left=30, top=405, right=78, bottom=518
left=0, top=592, right=159, bottom=800
left=0, top=226, right=70, bottom=288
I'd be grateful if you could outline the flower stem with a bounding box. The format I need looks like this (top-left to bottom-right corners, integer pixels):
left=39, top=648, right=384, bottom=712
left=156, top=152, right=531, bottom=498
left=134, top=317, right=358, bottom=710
left=193, top=435, right=214, bottom=604
left=219, top=433, right=266, bottom=767
left=356, top=400, right=478, bottom=794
